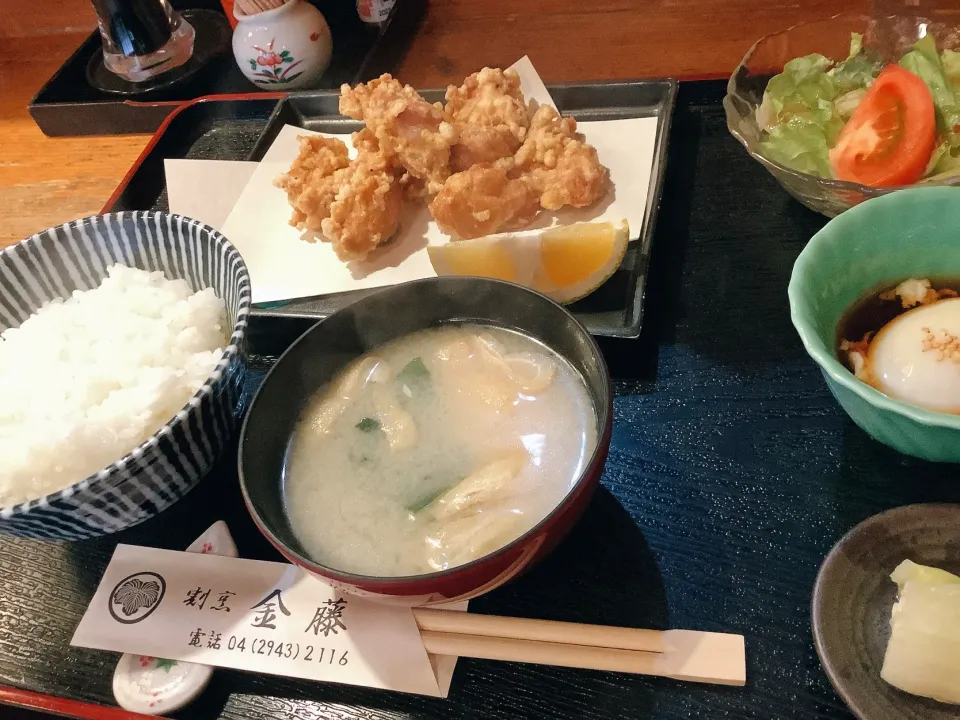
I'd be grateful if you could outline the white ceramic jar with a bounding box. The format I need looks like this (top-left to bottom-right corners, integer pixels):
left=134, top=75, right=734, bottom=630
left=232, top=0, right=332, bottom=90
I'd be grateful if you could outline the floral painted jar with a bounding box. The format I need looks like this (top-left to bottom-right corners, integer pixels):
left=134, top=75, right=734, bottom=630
left=232, top=0, right=332, bottom=89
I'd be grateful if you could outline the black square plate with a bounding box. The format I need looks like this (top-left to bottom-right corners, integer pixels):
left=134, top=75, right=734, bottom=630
left=245, top=80, right=677, bottom=338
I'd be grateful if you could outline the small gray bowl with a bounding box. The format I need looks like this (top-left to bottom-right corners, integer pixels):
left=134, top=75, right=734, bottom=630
left=812, top=504, right=960, bottom=719
left=0, top=212, right=251, bottom=540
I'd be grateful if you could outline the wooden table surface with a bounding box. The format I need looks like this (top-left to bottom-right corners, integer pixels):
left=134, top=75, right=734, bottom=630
left=0, top=0, right=888, bottom=250
left=0, top=1, right=958, bottom=718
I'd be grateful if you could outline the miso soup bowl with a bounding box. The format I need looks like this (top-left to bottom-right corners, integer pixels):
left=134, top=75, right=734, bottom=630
left=239, top=277, right=613, bottom=604
left=789, top=187, right=960, bottom=462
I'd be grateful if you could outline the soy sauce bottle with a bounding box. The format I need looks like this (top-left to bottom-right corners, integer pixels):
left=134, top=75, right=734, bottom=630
left=90, top=0, right=195, bottom=82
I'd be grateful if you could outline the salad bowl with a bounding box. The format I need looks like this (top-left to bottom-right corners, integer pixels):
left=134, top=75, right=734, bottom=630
left=725, top=14, right=960, bottom=217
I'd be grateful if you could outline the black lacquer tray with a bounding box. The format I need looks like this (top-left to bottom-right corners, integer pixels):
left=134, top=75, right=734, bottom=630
left=1, top=80, right=959, bottom=719
left=28, top=0, right=425, bottom=136
left=109, top=79, right=678, bottom=339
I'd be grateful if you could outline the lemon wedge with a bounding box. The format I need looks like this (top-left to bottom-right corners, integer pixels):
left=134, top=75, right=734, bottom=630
left=427, top=220, right=629, bottom=304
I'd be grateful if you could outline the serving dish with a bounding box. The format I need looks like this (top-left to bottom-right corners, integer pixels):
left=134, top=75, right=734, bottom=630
left=789, top=187, right=960, bottom=462
left=243, top=81, right=676, bottom=339
left=812, top=503, right=960, bottom=720
left=0, top=212, right=250, bottom=540
left=239, top=276, right=612, bottom=604
left=725, top=13, right=960, bottom=217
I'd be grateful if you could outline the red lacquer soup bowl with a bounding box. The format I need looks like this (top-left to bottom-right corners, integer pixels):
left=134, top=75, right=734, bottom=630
left=238, top=277, right=612, bottom=605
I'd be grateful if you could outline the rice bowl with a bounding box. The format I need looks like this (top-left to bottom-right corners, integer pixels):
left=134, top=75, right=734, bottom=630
left=0, top=212, right=250, bottom=540
left=0, top=264, right=229, bottom=506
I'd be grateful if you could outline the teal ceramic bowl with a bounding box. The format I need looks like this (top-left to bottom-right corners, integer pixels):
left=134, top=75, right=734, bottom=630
left=789, top=187, right=960, bottom=463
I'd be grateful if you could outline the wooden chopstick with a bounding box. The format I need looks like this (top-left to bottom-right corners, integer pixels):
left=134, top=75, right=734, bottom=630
left=414, top=607, right=667, bottom=653
left=413, top=609, right=746, bottom=687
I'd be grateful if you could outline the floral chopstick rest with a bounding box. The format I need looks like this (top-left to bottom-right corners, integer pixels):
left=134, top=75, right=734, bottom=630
left=111, top=521, right=238, bottom=715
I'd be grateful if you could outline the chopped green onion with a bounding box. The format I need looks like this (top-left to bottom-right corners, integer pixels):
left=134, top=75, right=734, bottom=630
left=405, top=478, right=461, bottom=514
left=355, top=417, right=381, bottom=432
left=397, top=357, right=430, bottom=386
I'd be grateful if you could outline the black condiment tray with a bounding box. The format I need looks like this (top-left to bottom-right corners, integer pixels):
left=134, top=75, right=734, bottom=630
left=3, top=79, right=959, bottom=720
left=28, top=0, right=425, bottom=136
left=108, top=79, right=678, bottom=339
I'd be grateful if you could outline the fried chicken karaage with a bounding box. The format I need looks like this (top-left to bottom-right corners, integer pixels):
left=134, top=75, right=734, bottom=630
left=339, top=74, right=457, bottom=195
left=274, top=135, right=351, bottom=230
left=275, top=66, right=612, bottom=262
left=445, top=68, right=530, bottom=173
left=429, top=164, right=540, bottom=239
left=430, top=85, right=609, bottom=238
left=275, top=132, right=402, bottom=262
left=321, top=149, right=403, bottom=262
left=513, top=104, right=609, bottom=211
left=351, top=127, right=380, bottom=154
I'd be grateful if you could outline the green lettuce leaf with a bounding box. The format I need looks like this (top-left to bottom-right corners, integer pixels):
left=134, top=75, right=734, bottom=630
left=763, top=54, right=836, bottom=119
left=828, top=32, right=883, bottom=94
left=759, top=118, right=835, bottom=177
left=900, top=34, right=960, bottom=133
left=918, top=141, right=960, bottom=183
left=943, top=48, right=960, bottom=87
left=759, top=54, right=837, bottom=176
left=834, top=88, right=867, bottom=119
left=782, top=53, right=835, bottom=85
left=758, top=33, right=879, bottom=177
left=828, top=55, right=881, bottom=94
left=848, top=32, right=863, bottom=58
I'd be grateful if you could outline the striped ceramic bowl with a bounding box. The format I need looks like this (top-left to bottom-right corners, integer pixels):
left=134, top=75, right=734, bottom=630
left=0, top=212, right=251, bottom=540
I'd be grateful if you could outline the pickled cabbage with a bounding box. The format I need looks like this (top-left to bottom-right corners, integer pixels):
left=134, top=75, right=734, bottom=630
left=880, top=559, right=960, bottom=704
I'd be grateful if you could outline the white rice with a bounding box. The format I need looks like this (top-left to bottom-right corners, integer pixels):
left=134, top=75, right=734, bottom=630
left=0, top=264, right=228, bottom=507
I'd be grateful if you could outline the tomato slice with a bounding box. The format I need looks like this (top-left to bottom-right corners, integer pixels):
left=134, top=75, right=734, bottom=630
left=829, top=65, right=936, bottom=187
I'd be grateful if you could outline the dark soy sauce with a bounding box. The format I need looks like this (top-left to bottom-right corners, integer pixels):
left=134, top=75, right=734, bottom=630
left=91, top=0, right=173, bottom=57
left=835, top=277, right=960, bottom=366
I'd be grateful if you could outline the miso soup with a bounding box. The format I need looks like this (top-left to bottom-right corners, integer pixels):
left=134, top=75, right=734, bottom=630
left=284, top=324, right=598, bottom=577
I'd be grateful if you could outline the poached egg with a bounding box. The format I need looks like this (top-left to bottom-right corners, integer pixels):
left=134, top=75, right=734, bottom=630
left=867, top=297, right=960, bottom=413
